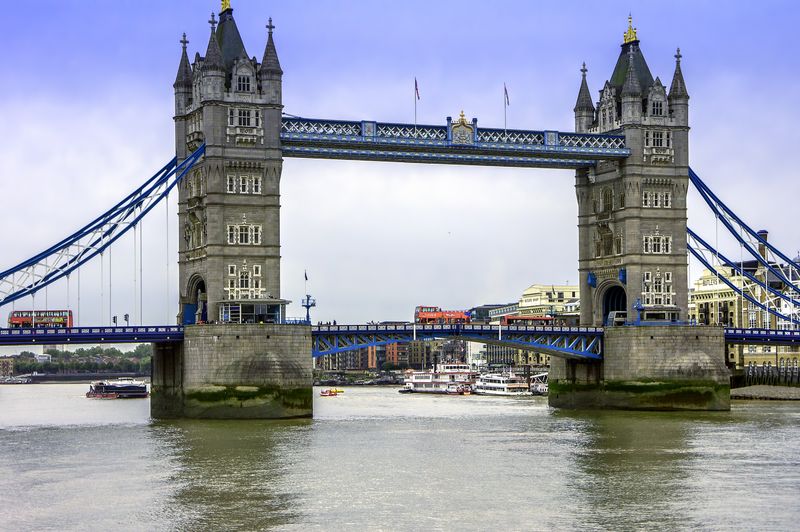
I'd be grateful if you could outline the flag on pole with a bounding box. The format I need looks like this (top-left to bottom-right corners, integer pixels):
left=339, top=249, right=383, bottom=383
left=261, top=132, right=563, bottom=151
left=504, top=83, right=510, bottom=106
left=415, top=77, right=420, bottom=100
left=304, top=270, right=308, bottom=281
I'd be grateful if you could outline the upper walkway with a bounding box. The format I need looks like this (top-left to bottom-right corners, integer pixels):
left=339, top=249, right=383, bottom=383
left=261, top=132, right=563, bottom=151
left=280, top=116, right=630, bottom=169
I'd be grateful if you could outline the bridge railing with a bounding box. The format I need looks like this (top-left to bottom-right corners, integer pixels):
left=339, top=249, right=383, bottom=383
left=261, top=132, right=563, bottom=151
left=281, top=117, right=627, bottom=151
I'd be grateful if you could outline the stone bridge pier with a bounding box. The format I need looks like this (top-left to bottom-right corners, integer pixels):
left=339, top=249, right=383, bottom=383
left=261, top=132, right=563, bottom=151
left=549, top=326, right=729, bottom=410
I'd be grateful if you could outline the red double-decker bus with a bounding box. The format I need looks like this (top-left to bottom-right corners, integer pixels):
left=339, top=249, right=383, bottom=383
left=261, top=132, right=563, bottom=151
left=500, top=315, right=554, bottom=326
left=414, top=306, right=471, bottom=324
left=7, top=310, right=73, bottom=328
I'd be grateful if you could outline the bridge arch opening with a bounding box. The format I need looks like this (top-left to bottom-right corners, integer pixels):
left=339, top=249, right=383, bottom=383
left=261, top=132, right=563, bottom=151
left=601, top=285, right=626, bottom=325
left=184, top=275, right=207, bottom=325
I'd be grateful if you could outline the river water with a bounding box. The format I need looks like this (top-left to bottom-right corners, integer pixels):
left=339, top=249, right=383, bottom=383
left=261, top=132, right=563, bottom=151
left=1, top=384, right=799, bottom=531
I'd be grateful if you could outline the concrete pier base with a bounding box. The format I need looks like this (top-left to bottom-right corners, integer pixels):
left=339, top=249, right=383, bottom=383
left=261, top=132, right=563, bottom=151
left=152, top=324, right=313, bottom=419
left=549, top=326, right=730, bottom=411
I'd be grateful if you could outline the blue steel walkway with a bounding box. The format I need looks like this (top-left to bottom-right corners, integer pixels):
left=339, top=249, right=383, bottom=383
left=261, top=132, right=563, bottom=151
left=1, top=325, right=798, bottom=357
left=280, top=117, right=630, bottom=169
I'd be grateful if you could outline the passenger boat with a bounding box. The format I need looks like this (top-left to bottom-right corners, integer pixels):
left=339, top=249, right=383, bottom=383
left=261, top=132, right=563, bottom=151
left=530, top=373, right=548, bottom=396
left=320, top=388, right=339, bottom=397
left=86, top=378, right=148, bottom=399
left=401, top=364, right=478, bottom=394
left=473, top=372, right=532, bottom=396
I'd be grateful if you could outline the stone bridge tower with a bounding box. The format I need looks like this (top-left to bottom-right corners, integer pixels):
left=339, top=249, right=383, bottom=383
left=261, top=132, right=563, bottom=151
left=173, top=2, right=285, bottom=325
left=574, top=16, right=690, bottom=327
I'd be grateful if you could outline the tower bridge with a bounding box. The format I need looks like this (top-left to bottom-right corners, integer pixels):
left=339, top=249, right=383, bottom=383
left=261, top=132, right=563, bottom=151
left=1, top=4, right=799, bottom=416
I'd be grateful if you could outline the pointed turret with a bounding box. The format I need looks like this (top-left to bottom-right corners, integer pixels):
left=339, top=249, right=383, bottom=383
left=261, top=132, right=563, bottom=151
left=174, top=33, right=193, bottom=89
left=668, top=48, right=689, bottom=100
left=174, top=33, right=193, bottom=115
left=259, top=18, right=283, bottom=107
left=574, top=63, right=595, bottom=133
left=202, top=13, right=225, bottom=73
left=621, top=49, right=642, bottom=123
left=621, top=50, right=641, bottom=97
left=201, top=13, right=225, bottom=101
left=260, top=18, right=283, bottom=76
left=668, top=48, right=689, bottom=125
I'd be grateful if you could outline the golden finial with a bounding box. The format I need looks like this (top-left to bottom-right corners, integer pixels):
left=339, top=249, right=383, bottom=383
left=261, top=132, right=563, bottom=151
left=458, top=110, right=467, bottom=125
left=221, top=0, right=231, bottom=12
left=623, top=14, right=638, bottom=44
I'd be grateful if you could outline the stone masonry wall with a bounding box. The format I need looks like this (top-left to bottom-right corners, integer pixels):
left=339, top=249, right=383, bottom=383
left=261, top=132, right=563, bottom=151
left=153, top=323, right=313, bottom=419
left=603, top=325, right=728, bottom=383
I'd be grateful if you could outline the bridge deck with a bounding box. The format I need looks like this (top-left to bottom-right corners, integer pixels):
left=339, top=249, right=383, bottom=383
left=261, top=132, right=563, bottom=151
left=280, top=117, right=630, bottom=169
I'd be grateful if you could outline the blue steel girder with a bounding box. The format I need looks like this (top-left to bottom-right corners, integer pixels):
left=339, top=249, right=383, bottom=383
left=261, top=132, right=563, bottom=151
left=0, top=326, right=184, bottom=345
left=311, top=323, right=604, bottom=360
left=724, top=328, right=800, bottom=346
left=281, top=117, right=629, bottom=169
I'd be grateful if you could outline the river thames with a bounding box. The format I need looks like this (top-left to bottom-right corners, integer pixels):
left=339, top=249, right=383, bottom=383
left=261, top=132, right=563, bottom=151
left=1, top=384, right=799, bottom=530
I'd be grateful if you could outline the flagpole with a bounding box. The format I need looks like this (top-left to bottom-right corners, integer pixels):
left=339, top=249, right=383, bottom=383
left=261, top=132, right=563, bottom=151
left=414, top=78, right=418, bottom=135
left=503, top=83, right=508, bottom=141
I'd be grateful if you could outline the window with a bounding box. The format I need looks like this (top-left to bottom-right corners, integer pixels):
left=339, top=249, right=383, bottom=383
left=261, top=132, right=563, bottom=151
left=228, top=265, right=236, bottom=276
left=252, top=176, right=262, bottom=194
left=642, top=191, right=650, bottom=207
left=238, top=109, right=251, bottom=127
left=228, top=108, right=235, bottom=127
left=239, top=271, right=250, bottom=290
left=226, top=224, right=263, bottom=246
left=666, top=131, right=672, bottom=148
left=652, top=100, right=663, bottom=116
left=652, top=237, right=662, bottom=254
left=615, top=236, right=623, bottom=255
left=237, top=75, right=251, bottom=92
left=643, top=235, right=672, bottom=254
left=663, top=192, right=672, bottom=208
left=227, top=175, right=236, bottom=193
left=253, top=265, right=261, bottom=277
left=652, top=131, right=664, bottom=147
left=652, top=193, right=660, bottom=208
left=239, top=175, right=249, bottom=194
left=642, top=270, right=673, bottom=307
left=254, top=279, right=261, bottom=290
left=228, top=279, right=236, bottom=289
left=602, top=188, right=613, bottom=212
left=255, top=110, right=261, bottom=128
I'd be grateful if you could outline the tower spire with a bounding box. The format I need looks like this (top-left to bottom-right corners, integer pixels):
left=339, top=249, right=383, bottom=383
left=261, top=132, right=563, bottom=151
left=621, top=49, right=641, bottom=96
left=260, top=17, right=283, bottom=76
left=202, top=13, right=224, bottom=72
left=574, top=62, right=594, bottom=112
left=668, top=47, right=689, bottom=100
left=174, top=33, right=193, bottom=88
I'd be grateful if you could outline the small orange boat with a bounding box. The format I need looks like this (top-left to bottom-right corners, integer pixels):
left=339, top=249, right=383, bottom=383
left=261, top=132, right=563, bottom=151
left=320, top=389, right=338, bottom=397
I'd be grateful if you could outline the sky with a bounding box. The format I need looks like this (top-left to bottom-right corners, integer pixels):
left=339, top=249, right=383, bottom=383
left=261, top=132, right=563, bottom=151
left=1, top=0, right=799, bottom=331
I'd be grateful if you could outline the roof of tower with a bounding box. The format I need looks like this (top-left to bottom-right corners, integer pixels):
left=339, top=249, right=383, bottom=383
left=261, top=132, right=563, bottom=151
left=574, top=63, right=595, bottom=112
left=174, top=33, right=193, bottom=88
left=608, top=16, right=654, bottom=94
left=668, top=48, right=689, bottom=100
left=216, top=3, right=249, bottom=73
left=621, top=49, right=642, bottom=96
left=260, top=18, right=283, bottom=76
left=202, top=13, right=225, bottom=72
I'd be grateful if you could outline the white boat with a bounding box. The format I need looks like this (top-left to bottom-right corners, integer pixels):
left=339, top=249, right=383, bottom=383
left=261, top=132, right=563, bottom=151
left=530, top=373, right=548, bottom=396
left=473, top=372, right=532, bottom=396
left=401, top=364, right=478, bottom=394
